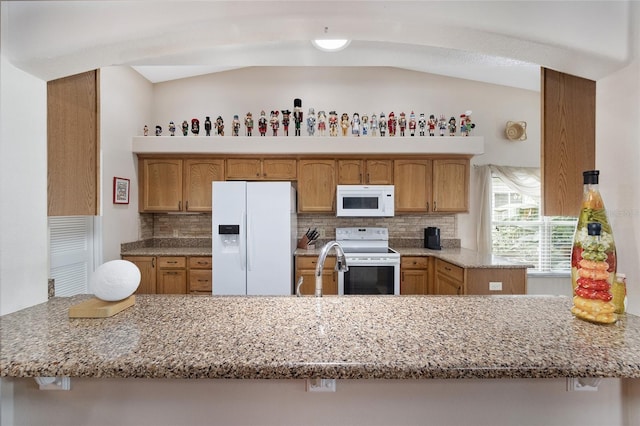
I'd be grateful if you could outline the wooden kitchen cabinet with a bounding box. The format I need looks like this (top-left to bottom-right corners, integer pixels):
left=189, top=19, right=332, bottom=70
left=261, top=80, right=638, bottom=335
left=337, top=159, right=393, bottom=185
left=394, top=159, right=432, bottom=213
left=434, top=258, right=527, bottom=295
left=400, top=256, right=429, bottom=295
left=122, top=256, right=157, bottom=294
left=295, top=256, right=337, bottom=295
left=432, top=159, right=469, bottom=212
left=434, top=259, right=465, bottom=295
left=394, top=157, right=470, bottom=213
left=139, top=158, right=224, bottom=212
left=226, top=158, right=297, bottom=180
left=157, top=256, right=187, bottom=294
left=297, top=159, right=337, bottom=213
left=188, top=256, right=212, bottom=294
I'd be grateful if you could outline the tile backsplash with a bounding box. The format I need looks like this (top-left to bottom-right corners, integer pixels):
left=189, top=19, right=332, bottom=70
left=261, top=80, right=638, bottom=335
left=140, top=213, right=458, bottom=247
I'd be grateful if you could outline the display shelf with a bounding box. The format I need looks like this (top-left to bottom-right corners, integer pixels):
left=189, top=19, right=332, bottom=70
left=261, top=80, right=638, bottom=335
left=132, top=136, right=484, bottom=155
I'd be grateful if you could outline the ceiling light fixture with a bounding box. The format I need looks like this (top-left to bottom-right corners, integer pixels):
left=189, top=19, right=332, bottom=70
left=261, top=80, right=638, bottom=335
left=311, top=39, right=351, bottom=52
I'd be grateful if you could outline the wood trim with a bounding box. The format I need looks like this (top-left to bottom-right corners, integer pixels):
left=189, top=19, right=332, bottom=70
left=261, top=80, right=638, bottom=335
left=48, top=70, right=99, bottom=216
left=541, top=68, right=595, bottom=217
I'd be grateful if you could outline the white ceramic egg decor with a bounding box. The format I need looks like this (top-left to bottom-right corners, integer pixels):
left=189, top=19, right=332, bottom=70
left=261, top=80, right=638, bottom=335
left=90, top=260, right=141, bottom=301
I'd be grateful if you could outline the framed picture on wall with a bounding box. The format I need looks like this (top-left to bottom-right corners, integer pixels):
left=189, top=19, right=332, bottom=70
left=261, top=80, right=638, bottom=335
left=113, top=177, right=130, bottom=204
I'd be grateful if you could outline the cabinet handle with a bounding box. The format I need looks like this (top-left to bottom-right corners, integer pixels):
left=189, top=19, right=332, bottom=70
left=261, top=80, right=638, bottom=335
left=366, top=173, right=370, bottom=183
left=152, top=258, right=155, bottom=268
left=166, top=271, right=178, bottom=275
left=185, top=201, right=189, bottom=210
left=433, top=201, right=437, bottom=211
left=401, top=272, right=405, bottom=280
left=167, top=261, right=177, bottom=264
left=444, top=266, right=451, bottom=271
left=197, top=261, right=208, bottom=265
left=178, top=201, right=182, bottom=210
left=457, top=285, right=462, bottom=295
left=426, top=201, right=429, bottom=210
left=198, top=279, right=208, bottom=282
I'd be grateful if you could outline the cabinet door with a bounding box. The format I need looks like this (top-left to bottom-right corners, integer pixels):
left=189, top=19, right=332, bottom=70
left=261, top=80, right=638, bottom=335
left=401, top=269, right=428, bottom=294
left=434, top=273, right=464, bottom=295
left=394, top=159, right=431, bottom=213
left=297, top=159, right=336, bottom=213
left=432, top=159, right=469, bottom=212
left=184, top=159, right=224, bottom=212
left=122, top=256, right=157, bottom=294
left=189, top=269, right=212, bottom=294
left=226, top=158, right=261, bottom=180
left=158, top=270, right=187, bottom=294
left=365, top=160, right=393, bottom=184
left=262, top=159, right=297, bottom=180
left=337, top=160, right=364, bottom=184
left=140, top=159, right=183, bottom=212
left=295, top=257, right=337, bottom=295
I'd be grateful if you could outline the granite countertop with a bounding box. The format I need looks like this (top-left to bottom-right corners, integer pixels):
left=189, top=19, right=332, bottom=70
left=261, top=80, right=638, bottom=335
left=296, top=246, right=530, bottom=269
left=2, top=295, right=640, bottom=380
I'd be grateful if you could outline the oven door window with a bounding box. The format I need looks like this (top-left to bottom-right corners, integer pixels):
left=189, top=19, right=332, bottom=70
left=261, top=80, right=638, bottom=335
left=343, top=265, right=394, bottom=295
left=342, top=196, right=379, bottom=210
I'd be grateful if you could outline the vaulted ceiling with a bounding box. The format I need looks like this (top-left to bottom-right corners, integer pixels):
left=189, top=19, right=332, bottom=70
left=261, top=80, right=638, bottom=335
left=2, top=1, right=637, bottom=91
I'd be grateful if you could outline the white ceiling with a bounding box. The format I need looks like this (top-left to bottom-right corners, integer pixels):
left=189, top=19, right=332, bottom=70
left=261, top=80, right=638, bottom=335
left=2, top=1, right=637, bottom=91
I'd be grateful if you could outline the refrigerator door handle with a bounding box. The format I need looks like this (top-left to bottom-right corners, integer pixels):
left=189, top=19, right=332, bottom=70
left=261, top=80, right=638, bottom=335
left=246, top=213, right=253, bottom=271
left=239, top=210, right=246, bottom=271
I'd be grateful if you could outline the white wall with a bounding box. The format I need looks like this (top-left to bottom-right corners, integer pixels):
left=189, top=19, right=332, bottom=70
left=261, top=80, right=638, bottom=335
left=0, top=58, right=48, bottom=315
left=99, top=66, right=153, bottom=262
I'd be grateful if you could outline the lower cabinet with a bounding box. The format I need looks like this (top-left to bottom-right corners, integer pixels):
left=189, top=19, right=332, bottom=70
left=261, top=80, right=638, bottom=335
left=434, top=258, right=527, bottom=295
left=123, top=255, right=212, bottom=295
left=400, top=256, right=429, bottom=294
left=295, top=256, right=337, bottom=295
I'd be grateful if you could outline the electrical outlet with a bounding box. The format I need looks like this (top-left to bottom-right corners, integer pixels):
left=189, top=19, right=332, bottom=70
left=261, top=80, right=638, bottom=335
left=306, top=378, right=336, bottom=392
left=489, top=281, right=502, bottom=291
left=567, top=377, right=601, bottom=392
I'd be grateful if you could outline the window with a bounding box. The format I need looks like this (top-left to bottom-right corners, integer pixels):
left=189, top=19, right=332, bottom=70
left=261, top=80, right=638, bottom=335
left=491, top=176, right=577, bottom=274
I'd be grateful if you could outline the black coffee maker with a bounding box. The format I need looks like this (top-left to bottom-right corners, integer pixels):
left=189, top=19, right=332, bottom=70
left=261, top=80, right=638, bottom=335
left=424, top=227, right=441, bottom=250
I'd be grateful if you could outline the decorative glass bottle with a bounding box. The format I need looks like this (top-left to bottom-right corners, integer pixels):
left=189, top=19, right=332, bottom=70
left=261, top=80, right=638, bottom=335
left=570, top=170, right=617, bottom=324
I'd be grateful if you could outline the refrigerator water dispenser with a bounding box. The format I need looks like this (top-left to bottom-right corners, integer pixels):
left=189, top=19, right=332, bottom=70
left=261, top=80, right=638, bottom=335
left=218, top=225, right=240, bottom=253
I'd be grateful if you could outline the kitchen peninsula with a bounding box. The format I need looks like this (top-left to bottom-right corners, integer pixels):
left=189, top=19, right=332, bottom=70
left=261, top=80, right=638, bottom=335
left=2, top=294, right=640, bottom=380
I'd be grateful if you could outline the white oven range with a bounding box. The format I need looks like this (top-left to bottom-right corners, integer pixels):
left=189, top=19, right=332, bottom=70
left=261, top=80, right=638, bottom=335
left=335, top=227, right=400, bottom=295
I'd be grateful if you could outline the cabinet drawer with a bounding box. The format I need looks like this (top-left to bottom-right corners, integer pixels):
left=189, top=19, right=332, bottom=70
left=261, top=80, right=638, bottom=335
left=189, top=269, right=212, bottom=292
left=296, top=256, right=335, bottom=270
left=189, top=256, right=212, bottom=269
left=401, top=256, right=429, bottom=269
left=435, top=259, right=464, bottom=282
left=158, top=256, right=186, bottom=268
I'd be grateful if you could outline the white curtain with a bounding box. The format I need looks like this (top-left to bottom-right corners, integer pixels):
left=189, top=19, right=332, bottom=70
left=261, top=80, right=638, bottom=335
left=475, top=165, right=541, bottom=254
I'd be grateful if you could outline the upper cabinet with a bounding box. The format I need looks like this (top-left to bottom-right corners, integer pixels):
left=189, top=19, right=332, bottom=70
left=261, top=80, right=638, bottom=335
left=541, top=68, right=595, bottom=217
left=139, top=158, right=224, bottom=212
left=226, top=158, right=296, bottom=181
left=337, top=159, right=393, bottom=185
left=394, top=159, right=432, bottom=213
left=432, top=159, right=469, bottom=212
left=297, top=159, right=336, bottom=213
left=48, top=70, right=100, bottom=216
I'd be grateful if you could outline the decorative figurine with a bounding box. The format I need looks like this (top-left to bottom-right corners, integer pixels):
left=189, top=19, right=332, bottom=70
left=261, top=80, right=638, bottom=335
left=418, top=113, right=426, bottom=136
left=215, top=116, right=224, bottom=136
left=340, top=113, right=350, bottom=137
left=387, top=112, right=397, bottom=136
left=281, top=109, right=291, bottom=136
left=351, top=112, right=361, bottom=137
left=204, top=116, right=212, bottom=136
left=448, top=116, right=457, bottom=136
left=460, top=111, right=475, bottom=136
left=169, top=121, right=176, bottom=136
left=409, top=112, right=416, bottom=136
left=370, top=114, right=378, bottom=136
left=398, top=112, right=407, bottom=136
left=258, top=110, right=268, bottom=136
left=293, top=99, right=303, bottom=136
left=245, top=112, right=254, bottom=136
left=361, top=113, right=369, bottom=136
left=428, top=114, right=436, bottom=136
left=143, top=125, right=149, bottom=136
left=438, top=114, right=447, bottom=136
left=379, top=112, right=387, bottom=137
left=317, top=110, right=327, bottom=136
left=155, top=125, right=162, bottom=136
left=329, top=111, right=338, bottom=137
left=182, top=120, right=189, bottom=136
left=232, top=115, right=241, bottom=136
left=191, top=118, right=200, bottom=136
left=270, top=110, right=280, bottom=136
left=307, top=108, right=316, bottom=136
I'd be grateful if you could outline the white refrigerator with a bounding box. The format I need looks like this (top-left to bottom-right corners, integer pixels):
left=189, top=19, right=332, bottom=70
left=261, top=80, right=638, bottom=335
left=212, top=181, right=297, bottom=295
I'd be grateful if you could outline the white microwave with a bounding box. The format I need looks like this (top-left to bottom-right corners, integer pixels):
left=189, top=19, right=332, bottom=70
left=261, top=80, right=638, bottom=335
left=336, top=185, right=395, bottom=217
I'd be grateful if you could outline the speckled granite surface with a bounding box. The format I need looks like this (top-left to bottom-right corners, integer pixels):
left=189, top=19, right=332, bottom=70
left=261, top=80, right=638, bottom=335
left=2, top=295, right=640, bottom=379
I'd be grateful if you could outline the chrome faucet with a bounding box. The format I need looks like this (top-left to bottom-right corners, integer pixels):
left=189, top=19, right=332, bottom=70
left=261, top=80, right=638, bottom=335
left=315, top=241, right=349, bottom=297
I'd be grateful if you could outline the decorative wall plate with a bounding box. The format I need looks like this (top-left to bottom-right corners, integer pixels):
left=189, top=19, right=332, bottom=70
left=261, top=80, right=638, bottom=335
left=505, top=121, right=527, bottom=141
